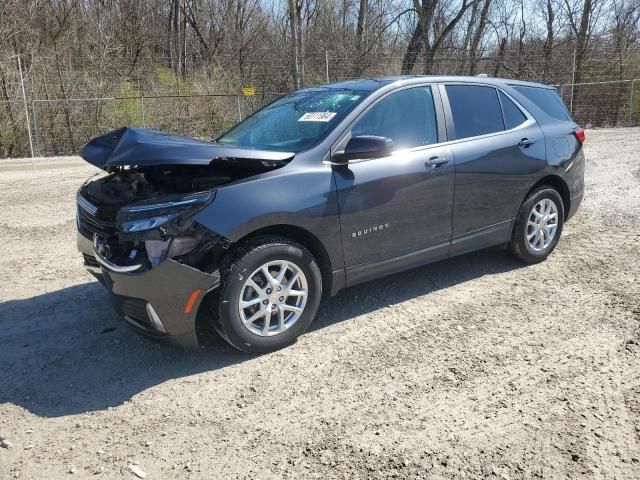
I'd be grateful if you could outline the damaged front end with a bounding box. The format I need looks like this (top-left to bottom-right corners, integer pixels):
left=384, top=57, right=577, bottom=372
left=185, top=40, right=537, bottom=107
left=76, top=127, right=293, bottom=349
left=76, top=170, right=229, bottom=349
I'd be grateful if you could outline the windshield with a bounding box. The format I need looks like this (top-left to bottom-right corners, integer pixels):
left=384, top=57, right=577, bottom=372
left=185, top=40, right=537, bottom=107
left=217, top=89, right=369, bottom=152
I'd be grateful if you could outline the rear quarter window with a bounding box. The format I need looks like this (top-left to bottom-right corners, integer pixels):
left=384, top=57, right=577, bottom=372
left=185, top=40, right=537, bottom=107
left=499, top=91, right=527, bottom=129
left=512, top=86, right=572, bottom=121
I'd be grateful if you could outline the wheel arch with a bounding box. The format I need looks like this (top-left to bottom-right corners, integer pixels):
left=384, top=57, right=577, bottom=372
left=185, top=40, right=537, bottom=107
left=195, top=223, right=336, bottom=343
left=525, top=175, right=570, bottom=220
left=227, top=224, right=335, bottom=298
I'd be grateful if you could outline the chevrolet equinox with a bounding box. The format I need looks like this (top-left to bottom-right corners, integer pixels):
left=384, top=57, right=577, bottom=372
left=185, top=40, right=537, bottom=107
left=76, top=76, right=585, bottom=352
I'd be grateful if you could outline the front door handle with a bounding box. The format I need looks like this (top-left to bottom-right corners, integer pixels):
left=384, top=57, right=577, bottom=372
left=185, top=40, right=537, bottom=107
left=518, top=138, right=536, bottom=147
left=425, top=156, right=449, bottom=168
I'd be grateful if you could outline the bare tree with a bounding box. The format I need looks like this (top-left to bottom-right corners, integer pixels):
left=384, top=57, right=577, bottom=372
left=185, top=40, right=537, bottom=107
left=468, top=0, right=492, bottom=74
left=0, top=0, right=638, bottom=156
left=611, top=0, right=640, bottom=79
left=563, top=0, right=606, bottom=83
left=401, top=0, right=478, bottom=74
left=356, top=0, right=369, bottom=54
left=540, top=0, right=558, bottom=81
left=288, top=0, right=303, bottom=88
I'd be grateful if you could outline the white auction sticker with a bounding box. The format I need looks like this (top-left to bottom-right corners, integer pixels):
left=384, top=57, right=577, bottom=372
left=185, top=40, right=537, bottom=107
left=298, top=112, right=337, bottom=122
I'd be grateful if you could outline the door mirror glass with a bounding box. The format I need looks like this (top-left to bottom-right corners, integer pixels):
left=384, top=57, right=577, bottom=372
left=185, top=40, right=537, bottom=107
left=334, top=135, right=393, bottom=163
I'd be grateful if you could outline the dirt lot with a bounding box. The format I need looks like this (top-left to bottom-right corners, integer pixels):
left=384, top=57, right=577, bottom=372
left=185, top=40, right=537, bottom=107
left=1, top=129, right=639, bottom=479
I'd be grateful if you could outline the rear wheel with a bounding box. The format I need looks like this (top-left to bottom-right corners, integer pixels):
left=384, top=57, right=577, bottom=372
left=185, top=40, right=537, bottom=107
left=509, top=187, right=564, bottom=264
left=215, top=236, right=322, bottom=353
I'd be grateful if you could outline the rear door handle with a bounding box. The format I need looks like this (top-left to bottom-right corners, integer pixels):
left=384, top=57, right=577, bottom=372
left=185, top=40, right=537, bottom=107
left=425, top=156, right=449, bottom=168
left=518, top=138, right=536, bottom=147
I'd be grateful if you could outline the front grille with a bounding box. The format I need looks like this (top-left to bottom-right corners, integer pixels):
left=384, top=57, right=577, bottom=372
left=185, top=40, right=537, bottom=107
left=113, top=295, right=153, bottom=331
left=77, top=195, right=115, bottom=238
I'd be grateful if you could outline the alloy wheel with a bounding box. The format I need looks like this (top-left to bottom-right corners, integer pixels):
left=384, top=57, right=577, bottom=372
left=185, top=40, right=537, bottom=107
left=526, top=198, right=559, bottom=251
left=238, top=260, right=308, bottom=336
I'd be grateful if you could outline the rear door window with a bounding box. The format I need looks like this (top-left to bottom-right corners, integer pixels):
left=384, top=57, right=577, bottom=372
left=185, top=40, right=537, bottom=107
left=445, top=85, right=504, bottom=139
left=512, top=86, right=572, bottom=121
left=499, top=91, right=527, bottom=129
left=351, top=86, right=438, bottom=149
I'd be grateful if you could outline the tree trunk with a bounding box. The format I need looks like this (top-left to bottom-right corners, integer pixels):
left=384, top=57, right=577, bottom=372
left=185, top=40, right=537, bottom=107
left=459, top=0, right=480, bottom=73
left=542, top=0, right=554, bottom=82
left=517, top=0, right=526, bottom=77
left=287, top=0, right=301, bottom=88
left=0, top=66, right=19, bottom=157
left=42, top=72, right=59, bottom=156
left=468, top=0, right=491, bottom=75
left=565, top=0, right=594, bottom=84
left=53, top=42, right=76, bottom=153
left=420, top=0, right=475, bottom=74
left=401, top=18, right=424, bottom=74
left=180, top=0, right=187, bottom=78
left=296, top=0, right=305, bottom=86
left=493, top=37, right=507, bottom=77
left=167, top=3, right=174, bottom=70
left=171, top=0, right=181, bottom=77
left=421, top=0, right=435, bottom=75
left=574, top=0, right=592, bottom=84
left=342, top=0, right=348, bottom=31
left=356, top=0, right=368, bottom=54
left=183, top=0, right=211, bottom=62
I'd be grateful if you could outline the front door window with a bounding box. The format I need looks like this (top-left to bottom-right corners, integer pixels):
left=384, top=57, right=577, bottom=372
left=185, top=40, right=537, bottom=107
left=351, top=87, right=438, bottom=150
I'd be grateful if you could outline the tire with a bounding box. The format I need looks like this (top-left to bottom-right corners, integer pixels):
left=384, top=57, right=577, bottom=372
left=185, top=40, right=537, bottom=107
left=215, top=236, right=322, bottom=353
left=509, top=187, right=564, bottom=264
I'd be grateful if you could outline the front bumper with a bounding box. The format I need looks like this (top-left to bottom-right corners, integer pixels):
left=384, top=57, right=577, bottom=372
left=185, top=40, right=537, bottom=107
left=78, top=232, right=219, bottom=350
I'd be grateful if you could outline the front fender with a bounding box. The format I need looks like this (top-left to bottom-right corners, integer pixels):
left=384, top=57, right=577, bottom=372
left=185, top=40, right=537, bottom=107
left=191, top=166, right=344, bottom=270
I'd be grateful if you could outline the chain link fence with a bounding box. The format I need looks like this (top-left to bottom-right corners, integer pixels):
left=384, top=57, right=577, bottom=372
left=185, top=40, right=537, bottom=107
left=1, top=92, right=281, bottom=158
left=1, top=50, right=640, bottom=158
left=557, top=80, right=639, bottom=128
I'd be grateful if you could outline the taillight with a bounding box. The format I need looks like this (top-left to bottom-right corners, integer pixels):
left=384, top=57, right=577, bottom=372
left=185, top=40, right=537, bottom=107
left=574, top=128, right=586, bottom=144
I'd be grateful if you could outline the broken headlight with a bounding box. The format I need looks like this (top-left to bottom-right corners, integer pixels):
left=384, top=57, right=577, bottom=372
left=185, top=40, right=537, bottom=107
left=117, top=191, right=214, bottom=233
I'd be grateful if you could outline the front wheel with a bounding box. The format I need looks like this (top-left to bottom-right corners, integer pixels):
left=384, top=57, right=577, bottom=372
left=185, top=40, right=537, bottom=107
left=215, top=236, right=322, bottom=353
left=509, top=187, right=564, bottom=264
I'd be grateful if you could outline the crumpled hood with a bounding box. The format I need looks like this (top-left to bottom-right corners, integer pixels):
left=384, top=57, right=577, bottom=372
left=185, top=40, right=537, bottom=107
left=80, top=126, right=294, bottom=169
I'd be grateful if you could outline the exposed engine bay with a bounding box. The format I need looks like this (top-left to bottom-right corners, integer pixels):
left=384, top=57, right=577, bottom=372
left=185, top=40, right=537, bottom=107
left=76, top=126, right=293, bottom=276
left=83, top=161, right=275, bottom=206
left=78, top=160, right=282, bottom=273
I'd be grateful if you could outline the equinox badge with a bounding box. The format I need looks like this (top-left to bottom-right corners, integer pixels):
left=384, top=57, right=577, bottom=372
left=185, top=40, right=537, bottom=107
left=352, top=223, right=391, bottom=239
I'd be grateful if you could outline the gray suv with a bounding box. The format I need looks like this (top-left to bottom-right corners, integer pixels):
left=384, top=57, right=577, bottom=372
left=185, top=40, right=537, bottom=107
left=76, top=76, right=585, bottom=353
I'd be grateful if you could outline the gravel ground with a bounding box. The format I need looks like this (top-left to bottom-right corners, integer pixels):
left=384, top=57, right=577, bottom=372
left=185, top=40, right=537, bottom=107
left=1, top=129, right=639, bottom=479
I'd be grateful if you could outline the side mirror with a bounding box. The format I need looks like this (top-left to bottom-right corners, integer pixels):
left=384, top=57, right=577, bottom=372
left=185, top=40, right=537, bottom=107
left=333, top=135, right=393, bottom=163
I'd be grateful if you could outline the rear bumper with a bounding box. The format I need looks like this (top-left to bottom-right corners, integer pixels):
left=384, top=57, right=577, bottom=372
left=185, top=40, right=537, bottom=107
left=566, top=192, right=583, bottom=221
left=564, top=147, right=585, bottom=222
left=78, top=232, right=219, bottom=350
